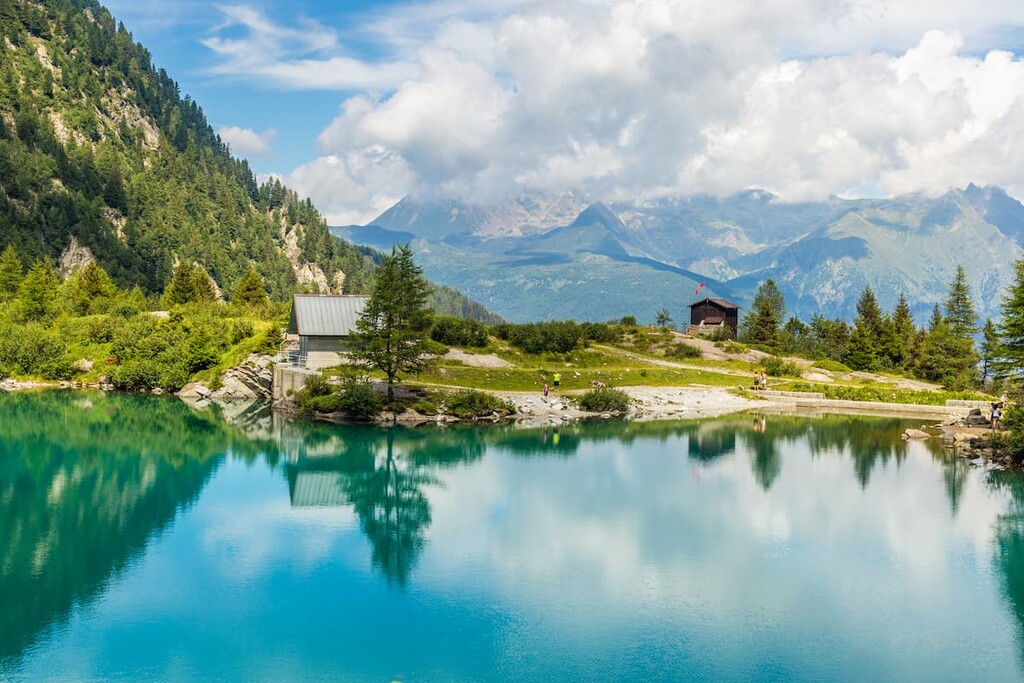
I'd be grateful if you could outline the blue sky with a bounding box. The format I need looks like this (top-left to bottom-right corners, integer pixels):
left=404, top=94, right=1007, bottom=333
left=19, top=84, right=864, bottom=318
left=100, top=0, right=1024, bottom=224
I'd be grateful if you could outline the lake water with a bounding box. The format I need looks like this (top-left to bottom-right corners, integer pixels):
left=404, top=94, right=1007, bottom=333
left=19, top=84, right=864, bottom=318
left=3, top=392, right=1024, bottom=682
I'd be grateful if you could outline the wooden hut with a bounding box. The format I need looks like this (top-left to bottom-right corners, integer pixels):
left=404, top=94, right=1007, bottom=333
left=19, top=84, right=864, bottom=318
left=688, top=297, right=740, bottom=336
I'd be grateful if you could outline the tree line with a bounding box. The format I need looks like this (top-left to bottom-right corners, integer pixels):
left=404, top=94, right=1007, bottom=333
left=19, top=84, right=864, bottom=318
left=738, top=265, right=990, bottom=390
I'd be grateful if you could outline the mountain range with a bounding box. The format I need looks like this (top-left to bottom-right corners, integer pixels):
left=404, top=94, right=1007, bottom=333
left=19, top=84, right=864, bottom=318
left=333, top=185, right=1023, bottom=325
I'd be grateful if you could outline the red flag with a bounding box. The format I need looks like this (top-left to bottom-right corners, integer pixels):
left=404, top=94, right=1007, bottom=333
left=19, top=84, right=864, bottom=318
left=694, top=282, right=705, bottom=296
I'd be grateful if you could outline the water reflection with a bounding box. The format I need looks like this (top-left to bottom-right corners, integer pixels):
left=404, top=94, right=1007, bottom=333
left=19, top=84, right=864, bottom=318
left=7, top=393, right=1024, bottom=682
left=0, top=392, right=276, bottom=669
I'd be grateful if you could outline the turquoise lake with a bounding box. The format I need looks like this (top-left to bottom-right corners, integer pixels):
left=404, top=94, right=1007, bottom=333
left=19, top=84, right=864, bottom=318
left=3, top=391, right=1024, bottom=682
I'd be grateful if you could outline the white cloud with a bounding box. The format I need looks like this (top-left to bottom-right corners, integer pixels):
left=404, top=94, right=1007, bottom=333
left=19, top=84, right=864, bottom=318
left=282, top=148, right=416, bottom=225
left=202, top=1, right=1024, bottom=219
left=218, top=125, right=277, bottom=156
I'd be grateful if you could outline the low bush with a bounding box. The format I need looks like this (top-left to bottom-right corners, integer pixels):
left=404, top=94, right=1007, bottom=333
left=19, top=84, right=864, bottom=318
left=763, top=356, right=802, bottom=377
left=577, top=387, right=632, bottom=412
left=303, top=373, right=333, bottom=398
left=666, top=342, right=701, bottom=359
left=581, top=322, right=619, bottom=343
left=708, top=325, right=734, bottom=342
left=431, top=315, right=489, bottom=347
left=445, top=390, right=516, bottom=418
left=336, top=378, right=382, bottom=417
left=109, top=359, right=161, bottom=390
left=493, top=321, right=582, bottom=354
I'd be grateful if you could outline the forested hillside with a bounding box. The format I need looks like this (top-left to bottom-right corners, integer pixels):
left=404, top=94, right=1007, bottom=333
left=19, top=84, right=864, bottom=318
left=0, top=0, right=371, bottom=298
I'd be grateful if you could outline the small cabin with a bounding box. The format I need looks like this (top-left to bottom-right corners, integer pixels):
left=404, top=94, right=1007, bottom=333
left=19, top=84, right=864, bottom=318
left=688, top=297, right=740, bottom=336
left=287, top=294, right=369, bottom=369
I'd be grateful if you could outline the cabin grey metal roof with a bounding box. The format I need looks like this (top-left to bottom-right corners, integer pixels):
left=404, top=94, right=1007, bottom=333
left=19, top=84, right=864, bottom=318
left=689, top=297, right=740, bottom=310
left=288, top=295, right=369, bottom=336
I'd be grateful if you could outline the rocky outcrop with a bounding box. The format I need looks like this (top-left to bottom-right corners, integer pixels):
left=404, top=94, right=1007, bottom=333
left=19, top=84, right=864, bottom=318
left=176, top=354, right=275, bottom=401
left=58, top=235, right=96, bottom=278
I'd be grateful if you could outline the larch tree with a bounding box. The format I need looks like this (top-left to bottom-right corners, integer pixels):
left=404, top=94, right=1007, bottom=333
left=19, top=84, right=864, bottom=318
left=351, top=245, right=434, bottom=402
left=739, top=279, right=786, bottom=348
left=945, top=264, right=978, bottom=339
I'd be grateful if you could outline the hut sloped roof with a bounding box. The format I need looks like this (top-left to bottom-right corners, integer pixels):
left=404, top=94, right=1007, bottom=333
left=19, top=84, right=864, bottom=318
left=688, top=297, right=740, bottom=310
left=288, top=295, right=369, bottom=336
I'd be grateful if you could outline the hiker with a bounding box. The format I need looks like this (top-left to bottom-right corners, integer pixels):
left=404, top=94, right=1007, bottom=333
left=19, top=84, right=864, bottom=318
left=753, top=371, right=761, bottom=390
left=993, top=405, right=1003, bottom=430
left=760, top=371, right=768, bottom=391
left=543, top=383, right=549, bottom=399
left=553, top=372, right=561, bottom=390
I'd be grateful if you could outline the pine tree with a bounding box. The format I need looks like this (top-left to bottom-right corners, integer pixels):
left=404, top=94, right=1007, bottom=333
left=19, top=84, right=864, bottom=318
left=164, top=262, right=197, bottom=306
left=351, top=245, right=434, bottom=402
left=0, top=244, right=24, bottom=302
left=16, top=258, right=59, bottom=321
left=739, top=279, right=785, bottom=348
left=844, top=287, right=883, bottom=370
left=69, top=261, right=116, bottom=315
left=190, top=265, right=216, bottom=302
left=917, top=316, right=978, bottom=389
left=232, top=266, right=268, bottom=308
left=655, top=308, right=673, bottom=329
left=944, top=264, right=978, bottom=339
left=886, top=292, right=916, bottom=369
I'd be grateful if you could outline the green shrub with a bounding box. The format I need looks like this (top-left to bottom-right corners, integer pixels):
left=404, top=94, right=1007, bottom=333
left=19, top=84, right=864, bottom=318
left=577, top=387, right=632, bottom=412
left=336, top=378, right=382, bottom=417
left=431, top=315, right=489, bottom=347
left=158, top=364, right=191, bottom=392
left=109, top=301, right=141, bottom=318
left=813, top=359, right=852, bottom=373
left=39, top=354, right=78, bottom=380
left=996, top=404, right=1024, bottom=464
left=109, top=359, right=161, bottom=390
left=493, top=321, right=582, bottom=354
left=445, top=390, right=516, bottom=418
left=581, top=322, right=619, bottom=343
left=666, top=342, right=701, bottom=359
left=763, top=356, right=802, bottom=377
left=619, top=315, right=637, bottom=326
left=303, top=373, right=333, bottom=398
left=86, top=316, right=115, bottom=343
left=708, top=325, right=734, bottom=342
left=230, top=318, right=255, bottom=345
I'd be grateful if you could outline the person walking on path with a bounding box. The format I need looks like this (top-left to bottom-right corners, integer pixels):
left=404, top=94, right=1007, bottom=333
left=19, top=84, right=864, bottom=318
left=553, top=372, right=561, bottom=390
left=543, top=383, right=549, bottom=400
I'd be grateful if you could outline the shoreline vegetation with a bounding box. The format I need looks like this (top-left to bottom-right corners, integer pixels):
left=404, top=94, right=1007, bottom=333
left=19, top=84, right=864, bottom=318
left=0, top=245, right=1018, bottom=468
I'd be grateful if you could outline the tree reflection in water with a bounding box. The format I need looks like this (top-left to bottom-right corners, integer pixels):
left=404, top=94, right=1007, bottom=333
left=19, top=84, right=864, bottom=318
left=0, top=391, right=275, bottom=669
left=989, top=470, right=1024, bottom=668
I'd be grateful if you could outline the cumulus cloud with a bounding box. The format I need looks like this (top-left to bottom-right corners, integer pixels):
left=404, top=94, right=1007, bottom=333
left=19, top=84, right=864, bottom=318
left=204, top=0, right=1024, bottom=220
left=282, top=148, right=416, bottom=225
left=218, top=125, right=277, bottom=156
